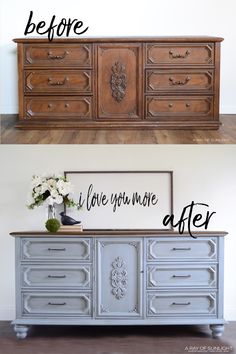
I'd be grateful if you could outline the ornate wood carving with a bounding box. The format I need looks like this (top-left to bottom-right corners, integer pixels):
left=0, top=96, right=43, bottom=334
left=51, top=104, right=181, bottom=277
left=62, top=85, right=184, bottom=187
left=110, top=61, right=127, bottom=102
left=110, top=257, right=128, bottom=299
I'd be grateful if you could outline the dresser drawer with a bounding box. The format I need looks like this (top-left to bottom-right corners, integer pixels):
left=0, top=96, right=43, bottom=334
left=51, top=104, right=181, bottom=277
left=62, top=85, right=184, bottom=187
left=25, top=97, right=93, bottom=119
left=146, top=69, right=213, bottom=92
left=21, top=238, right=91, bottom=261
left=24, top=70, right=92, bottom=93
left=22, top=292, right=92, bottom=316
left=147, top=264, right=217, bottom=289
left=146, top=96, right=213, bottom=120
left=21, top=265, right=91, bottom=288
left=146, top=43, right=214, bottom=66
left=147, top=292, right=217, bottom=317
left=24, top=44, right=93, bottom=67
left=147, top=238, right=217, bottom=261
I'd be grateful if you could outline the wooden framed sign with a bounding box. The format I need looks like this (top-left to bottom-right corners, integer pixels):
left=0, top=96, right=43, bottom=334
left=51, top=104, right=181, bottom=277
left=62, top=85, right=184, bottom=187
left=64, top=171, right=173, bottom=231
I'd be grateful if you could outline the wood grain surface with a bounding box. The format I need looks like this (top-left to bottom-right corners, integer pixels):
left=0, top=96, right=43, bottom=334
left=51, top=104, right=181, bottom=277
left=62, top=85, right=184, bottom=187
left=1, top=114, right=236, bottom=144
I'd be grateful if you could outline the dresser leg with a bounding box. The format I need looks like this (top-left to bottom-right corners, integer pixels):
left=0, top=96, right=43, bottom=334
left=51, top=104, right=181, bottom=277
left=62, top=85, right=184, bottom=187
left=14, top=325, right=29, bottom=339
left=210, top=324, right=224, bottom=338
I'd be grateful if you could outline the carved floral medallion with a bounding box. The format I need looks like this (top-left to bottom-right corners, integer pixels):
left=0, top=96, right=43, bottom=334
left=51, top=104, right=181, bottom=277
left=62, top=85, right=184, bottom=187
left=111, top=257, right=128, bottom=299
left=110, top=61, right=127, bottom=102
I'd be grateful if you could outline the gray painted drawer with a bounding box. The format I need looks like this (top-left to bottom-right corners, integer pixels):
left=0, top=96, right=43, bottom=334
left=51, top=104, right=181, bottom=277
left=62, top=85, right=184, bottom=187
left=147, top=238, right=217, bottom=261
left=21, top=238, right=91, bottom=261
left=147, top=292, right=217, bottom=317
left=21, top=265, right=91, bottom=288
left=22, top=292, right=92, bottom=316
left=147, top=264, right=217, bottom=288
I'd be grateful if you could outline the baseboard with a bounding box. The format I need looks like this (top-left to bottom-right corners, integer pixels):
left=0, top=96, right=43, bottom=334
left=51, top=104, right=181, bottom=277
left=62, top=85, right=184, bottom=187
left=0, top=306, right=15, bottom=321
left=224, top=307, right=236, bottom=321
left=221, top=106, right=236, bottom=114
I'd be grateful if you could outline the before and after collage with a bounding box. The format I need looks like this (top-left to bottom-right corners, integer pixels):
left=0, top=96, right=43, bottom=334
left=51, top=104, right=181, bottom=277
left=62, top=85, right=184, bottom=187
left=0, top=1, right=236, bottom=354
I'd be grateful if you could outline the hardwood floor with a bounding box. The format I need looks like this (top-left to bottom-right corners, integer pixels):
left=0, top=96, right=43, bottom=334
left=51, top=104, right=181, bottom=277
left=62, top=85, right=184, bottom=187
left=1, top=115, right=236, bottom=144
left=0, top=322, right=234, bottom=354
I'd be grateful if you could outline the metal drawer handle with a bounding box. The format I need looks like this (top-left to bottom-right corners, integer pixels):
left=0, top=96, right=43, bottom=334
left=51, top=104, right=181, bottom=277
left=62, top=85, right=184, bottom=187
left=169, top=76, right=191, bottom=86
left=172, top=274, right=191, bottom=278
left=48, top=302, right=66, bottom=306
left=169, top=50, right=190, bottom=59
left=48, top=248, right=66, bottom=251
left=48, top=275, right=66, bottom=279
left=172, top=247, right=191, bottom=251
left=172, top=302, right=191, bottom=306
left=48, top=51, right=69, bottom=60
left=48, top=77, right=68, bottom=86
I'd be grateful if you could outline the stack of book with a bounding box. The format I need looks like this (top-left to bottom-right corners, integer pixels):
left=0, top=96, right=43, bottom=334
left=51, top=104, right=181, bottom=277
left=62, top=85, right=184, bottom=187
left=59, top=224, right=83, bottom=232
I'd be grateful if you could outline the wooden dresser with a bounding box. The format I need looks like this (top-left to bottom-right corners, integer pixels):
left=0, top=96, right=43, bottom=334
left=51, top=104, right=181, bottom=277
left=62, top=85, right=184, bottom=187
left=13, top=36, right=223, bottom=130
left=11, top=230, right=227, bottom=339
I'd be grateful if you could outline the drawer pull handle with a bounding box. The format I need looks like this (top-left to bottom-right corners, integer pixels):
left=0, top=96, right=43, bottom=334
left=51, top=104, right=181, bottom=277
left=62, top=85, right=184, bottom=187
left=169, top=76, right=191, bottom=86
left=65, top=103, right=70, bottom=108
left=48, top=302, right=66, bottom=306
left=172, top=274, right=191, bottom=278
left=186, top=103, right=191, bottom=108
left=48, top=275, right=66, bottom=279
left=172, top=302, right=191, bottom=306
left=48, top=248, right=66, bottom=251
left=169, top=50, right=190, bottom=59
left=48, top=51, right=69, bottom=60
left=172, top=247, right=191, bottom=251
left=168, top=103, right=173, bottom=108
left=48, top=77, right=68, bottom=86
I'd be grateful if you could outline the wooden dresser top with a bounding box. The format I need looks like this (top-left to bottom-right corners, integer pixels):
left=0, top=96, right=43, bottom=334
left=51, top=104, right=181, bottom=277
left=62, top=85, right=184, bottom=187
left=13, top=36, right=224, bottom=44
left=10, top=230, right=228, bottom=237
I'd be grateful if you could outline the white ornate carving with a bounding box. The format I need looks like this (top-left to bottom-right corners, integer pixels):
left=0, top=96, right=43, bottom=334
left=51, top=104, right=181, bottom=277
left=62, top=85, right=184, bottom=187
left=111, top=257, right=128, bottom=300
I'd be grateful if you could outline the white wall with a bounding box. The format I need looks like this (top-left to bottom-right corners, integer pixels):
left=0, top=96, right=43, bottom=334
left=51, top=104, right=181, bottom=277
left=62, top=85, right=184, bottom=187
left=0, top=145, right=235, bottom=320
left=0, top=0, right=236, bottom=114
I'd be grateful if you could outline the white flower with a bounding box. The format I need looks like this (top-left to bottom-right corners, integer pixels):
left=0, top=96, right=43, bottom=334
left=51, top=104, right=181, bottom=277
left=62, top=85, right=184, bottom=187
left=40, top=181, right=49, bottom=194
left=57, top=179, right=73, bottom=196
left=46, top=196, right=54, bottom=206
left=33, top=186, right=42, bottom=198
left=47, top=178, right=57, bottom=190
left=54, top=195, right=63, bottom=204
left=50, top=189, right=63, bottom=205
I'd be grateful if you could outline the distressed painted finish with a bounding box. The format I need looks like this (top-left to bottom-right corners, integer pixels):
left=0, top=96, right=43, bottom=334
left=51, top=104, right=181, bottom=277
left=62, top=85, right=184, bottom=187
left=11, top=231, right=226, bottom=339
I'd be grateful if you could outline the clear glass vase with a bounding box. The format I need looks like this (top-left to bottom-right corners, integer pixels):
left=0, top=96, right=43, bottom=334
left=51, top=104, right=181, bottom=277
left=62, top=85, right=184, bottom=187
left=47, top=204, right=56, bottom=219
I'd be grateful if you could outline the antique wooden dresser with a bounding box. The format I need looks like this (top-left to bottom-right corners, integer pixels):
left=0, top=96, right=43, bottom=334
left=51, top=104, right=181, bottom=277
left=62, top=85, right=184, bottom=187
left=13, top=36, right=223, bottom=129
left=10, top=230, right=227, bottom=339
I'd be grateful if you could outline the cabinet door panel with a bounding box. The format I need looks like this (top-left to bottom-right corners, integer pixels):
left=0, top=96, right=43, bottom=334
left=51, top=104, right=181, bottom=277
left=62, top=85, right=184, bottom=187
left=97, top=44, right=142, bottom=120
left=96, top=238, right=142, bottom=317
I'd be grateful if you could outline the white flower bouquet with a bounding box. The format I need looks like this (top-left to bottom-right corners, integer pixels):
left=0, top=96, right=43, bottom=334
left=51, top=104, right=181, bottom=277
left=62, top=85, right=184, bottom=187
left=27, top=174, right=78, bottom=209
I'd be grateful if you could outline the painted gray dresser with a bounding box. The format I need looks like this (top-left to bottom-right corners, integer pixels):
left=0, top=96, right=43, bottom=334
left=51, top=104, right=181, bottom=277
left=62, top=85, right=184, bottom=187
left=10, top=230, right=227, bottom=339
